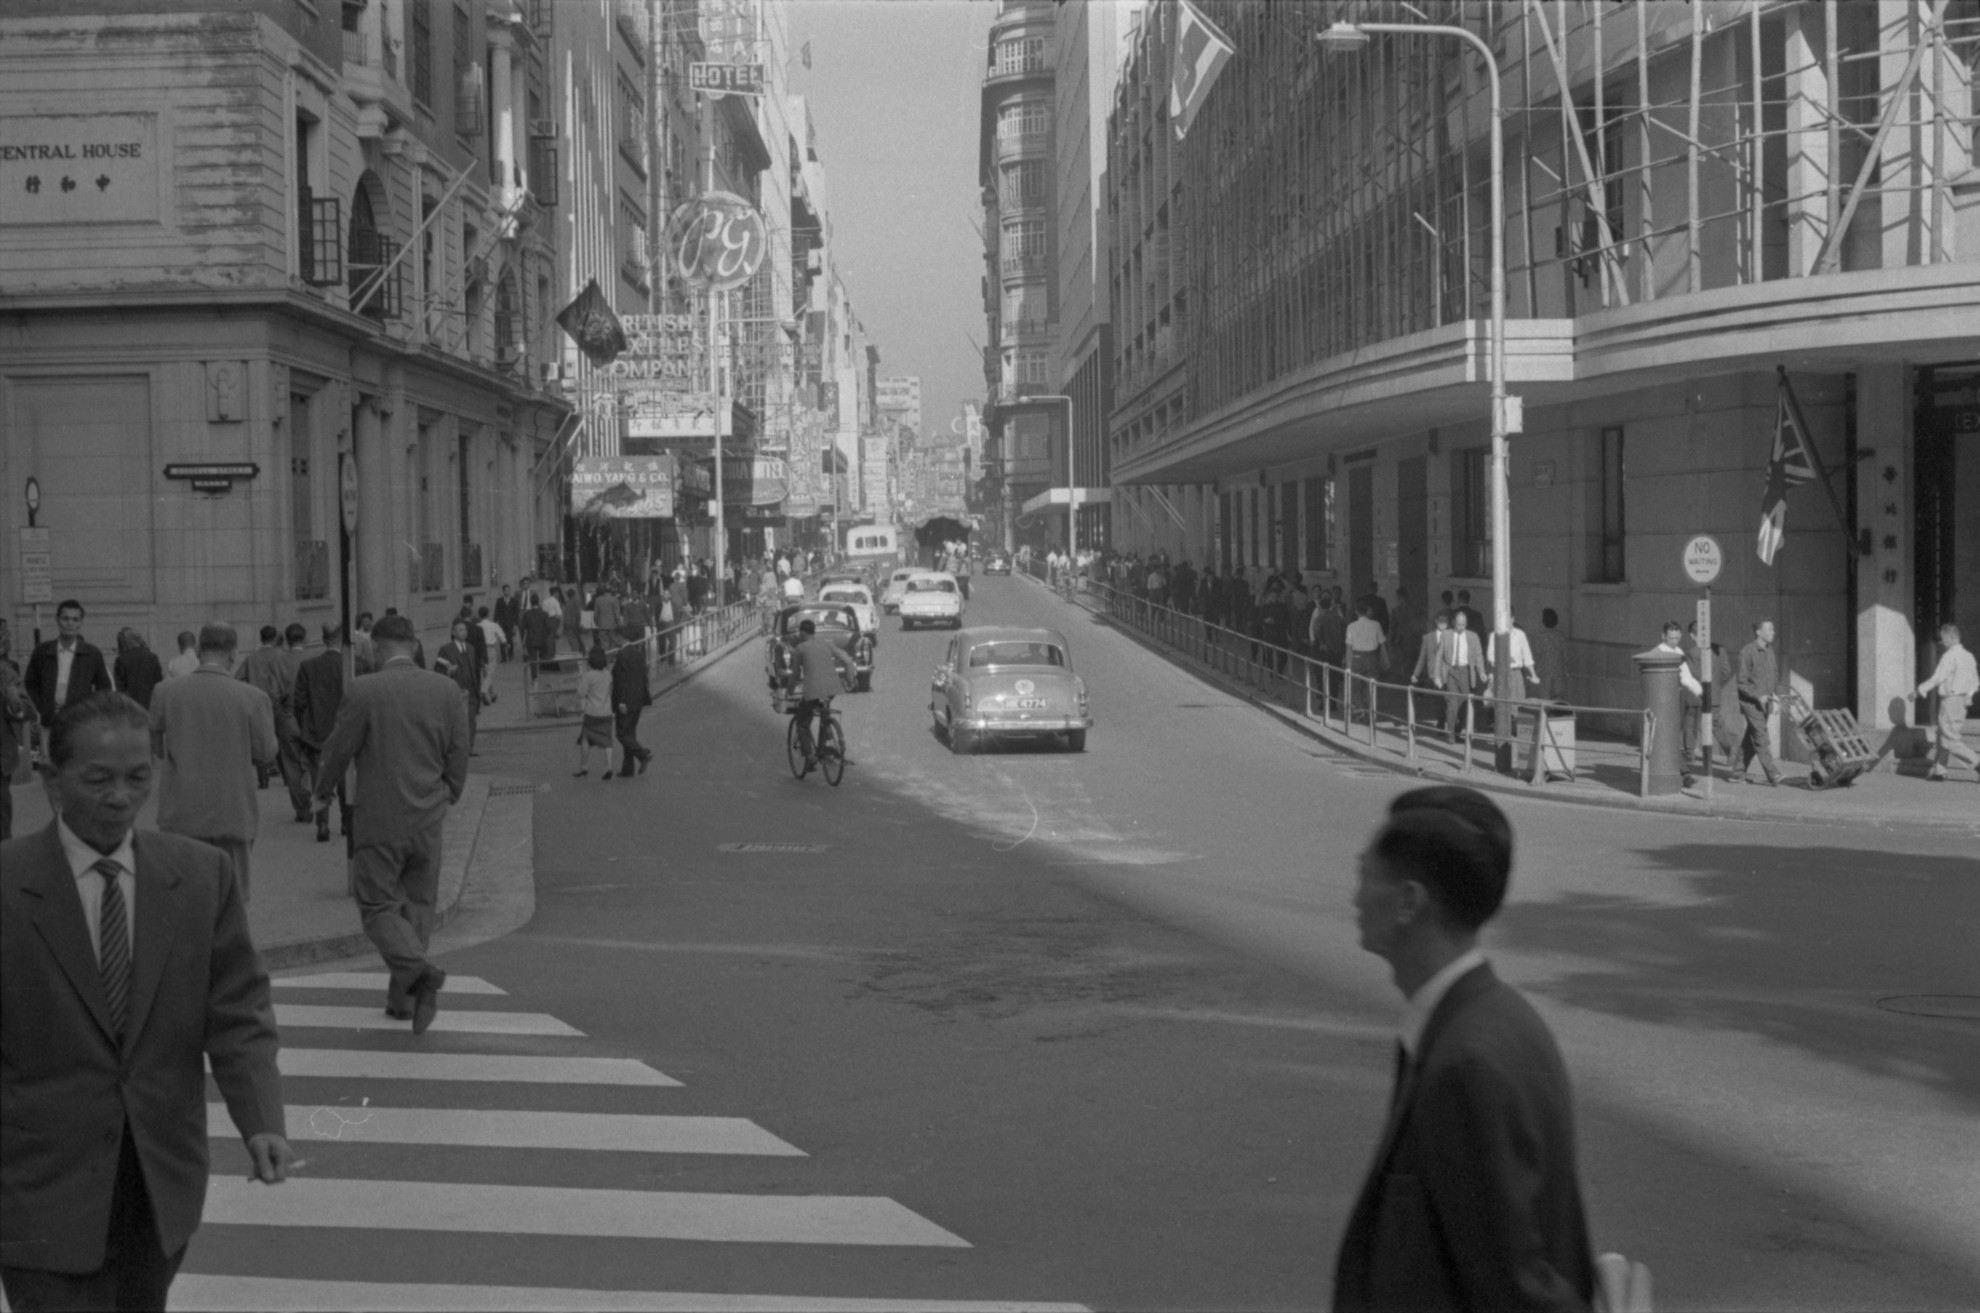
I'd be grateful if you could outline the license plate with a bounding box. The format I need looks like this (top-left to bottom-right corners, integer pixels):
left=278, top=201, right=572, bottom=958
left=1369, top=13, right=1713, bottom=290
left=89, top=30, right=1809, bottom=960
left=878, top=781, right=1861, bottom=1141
left=1015, top=698, right=1047, bottom=709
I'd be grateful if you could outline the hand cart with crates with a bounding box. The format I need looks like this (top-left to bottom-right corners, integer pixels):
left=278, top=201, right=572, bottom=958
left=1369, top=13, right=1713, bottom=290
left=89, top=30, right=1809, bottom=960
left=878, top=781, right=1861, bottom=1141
left=1782, top=688, right=1878, bottom=789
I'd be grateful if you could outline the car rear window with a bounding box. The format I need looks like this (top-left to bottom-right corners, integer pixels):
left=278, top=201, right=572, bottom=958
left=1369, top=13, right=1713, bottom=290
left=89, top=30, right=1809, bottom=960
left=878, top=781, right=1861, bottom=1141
left=969, top=641, right=1065, bottom=668
left=788, top=608, right=854, bottom=632
left=907, top=579, right=956, bottom=593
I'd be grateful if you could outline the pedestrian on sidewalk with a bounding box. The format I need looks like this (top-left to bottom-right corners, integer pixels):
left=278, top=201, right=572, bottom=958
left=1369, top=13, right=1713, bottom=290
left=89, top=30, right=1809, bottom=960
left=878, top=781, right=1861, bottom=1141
left=476, top=608, right=506, bottom=674
left=573, top=646, right=615, bottom=779
left=611, top=625, right=654, bottom=779
left=164, top=630, right=199, bottom=682
left=147, top=624, right=277, bottom=900
left=435, top=619, right=484, bottom=758
left=237, top=625, right=310, bottom=819
left=1916, top=622, right=1979, bottom=782
left=1438, top=612, right=1488, bottom=742
left=352, top=613, right=378, bottom=675
left=1655, top=621, right=1705, bottom=786
left=1685, top=620, right=1736, bottom=766
left=1531, top=609, right=1568, bottom=703
left=593, top=582, right=621, bottom=648
left=1310, top=594, right=1348, bottom=713
left=310, top=614, right=467, bottom=1032
left=24, top=598, right=113, bottom=731
left=493, top=584, right=520, bottom=662
left=1345, top=600, right=1389, bottom=725
left=1, top=692, right=293, bottom=1313
left=0, top=659, right=29, bottom=841
left=1410, top=612, right=1453, bottom=736
left=521, top=593, right=556, bottom=671
left=1456, top=589, right=1486, bottom=637
left=1735, top=619, right=1787, bottom=787
left=1335, top=785, right=1596, bottom=1311
left=111, top=629, right=164, bottom=710
left=293, top=622, right=349, bottom=843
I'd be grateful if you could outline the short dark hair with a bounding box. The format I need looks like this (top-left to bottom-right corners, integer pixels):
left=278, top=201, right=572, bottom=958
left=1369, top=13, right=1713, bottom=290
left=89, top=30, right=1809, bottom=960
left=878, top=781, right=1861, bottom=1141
left=1457, top=589, right=1473, bottom=603
left=259, top=625, right=279, bottom=644
left=1541, top=608, right=1559, bottom=628
left=586, top=645, right=608, bottom=669
left=47, top=691, right=151, bottom=770
left=285, top=622, right=307, bottom=646
left=177, top=630, right=197, bottom=651
left=1383, top=785, right=1513, bottom=929
left=1942, top=622, right=1962, bottom=643
left=798, top=619, right=817, bottom=635
left=478, top=606, right=491, bottom=619
left=56, top=598, right=84, bottom=618
left=198, top=623, right=238, bottom=655
left=1662, top=619, right=1683, bottom=635
left=321, top=622, right=345, bottom=644
left=372, top=614, right=416, bottom=644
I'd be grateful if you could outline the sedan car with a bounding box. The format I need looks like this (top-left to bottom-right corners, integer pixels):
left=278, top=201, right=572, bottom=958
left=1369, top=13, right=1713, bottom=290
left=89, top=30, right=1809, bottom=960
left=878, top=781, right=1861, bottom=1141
left=879, top=566, right=934, bottom=613
left=982, top=552, right=1011, bottom=576
left=816, top=581, right=880, bottom=645
left=765, top=601, right=873, bottom=701
left=897, top=572, right=965, bottom=630
left=930, top=627, right=1090, bottom=754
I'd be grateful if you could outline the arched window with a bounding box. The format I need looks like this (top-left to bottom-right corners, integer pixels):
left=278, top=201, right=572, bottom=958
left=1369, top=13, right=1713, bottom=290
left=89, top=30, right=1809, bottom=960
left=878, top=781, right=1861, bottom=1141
left=347, top=176, right=400, bottom=320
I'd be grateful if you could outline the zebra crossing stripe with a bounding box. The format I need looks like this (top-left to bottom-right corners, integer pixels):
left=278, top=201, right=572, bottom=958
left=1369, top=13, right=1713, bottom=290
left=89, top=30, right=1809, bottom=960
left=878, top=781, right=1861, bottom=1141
left=214, top=1104, right=804, bottom=1155
left=202, top=1177, right=971, bottom=1247
left=274, top=972, right=508, bottom=995
left=273, top=1003, right=583, bottom=1036
left=268, top=1049, right=681, bottom=1086
left=169, top=1275, right=1091, bottom=1312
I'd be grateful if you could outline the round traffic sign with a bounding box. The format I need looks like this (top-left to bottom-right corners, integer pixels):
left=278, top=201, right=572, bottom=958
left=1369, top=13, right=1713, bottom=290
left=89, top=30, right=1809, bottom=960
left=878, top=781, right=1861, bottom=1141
left=1683, top=535, right=1722, bottom=584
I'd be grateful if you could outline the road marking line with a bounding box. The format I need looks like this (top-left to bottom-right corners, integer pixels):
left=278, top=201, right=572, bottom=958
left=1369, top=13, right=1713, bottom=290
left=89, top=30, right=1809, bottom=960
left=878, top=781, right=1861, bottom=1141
left=274, top=973, right=507, bottom=995
left=263, top=1050, right=679, bottom=1085
left=201, top=1178, right=970, bottom=1247
left=273, top=1004, right=583, bottom=1036
left=216, top=1105, right=802, bottom=1155
left=169, top=1275, right=1090, bottom=1312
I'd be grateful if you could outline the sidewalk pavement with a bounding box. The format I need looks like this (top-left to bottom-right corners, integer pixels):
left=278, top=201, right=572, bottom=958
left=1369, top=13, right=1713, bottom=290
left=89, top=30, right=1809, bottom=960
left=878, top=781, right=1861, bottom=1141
left=7, top=767, right=532, bottom=970
left=1031, top=576, right=1980, bottom=835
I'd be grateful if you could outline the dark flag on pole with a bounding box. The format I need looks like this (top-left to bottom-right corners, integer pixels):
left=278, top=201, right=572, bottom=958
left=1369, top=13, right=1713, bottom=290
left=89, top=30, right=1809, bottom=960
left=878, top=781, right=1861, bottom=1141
left=1756, top=367, right=1846, bottom=565
left=1170, top=0, right=1236, bottom=141
left=555, top=277, right=627, bottom=366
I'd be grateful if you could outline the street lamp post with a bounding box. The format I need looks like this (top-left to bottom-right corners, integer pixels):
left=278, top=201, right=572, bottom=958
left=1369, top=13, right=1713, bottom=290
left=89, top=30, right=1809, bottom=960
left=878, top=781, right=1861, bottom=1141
left=1318, top=20, right=1517, bottom=736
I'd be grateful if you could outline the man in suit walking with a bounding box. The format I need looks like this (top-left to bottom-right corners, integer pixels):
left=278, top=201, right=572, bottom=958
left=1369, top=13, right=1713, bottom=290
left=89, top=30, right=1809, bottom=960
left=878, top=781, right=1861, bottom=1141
left=610, top=622, right=654, bottom=778
left=311, top=614, right=469, bottom=1033
left=1436, top=611, right=1489, bottom=741
left=237, top=624, right=311, bottom=820
left=292, top=622, right=349, bottom=843
left=1, top=691, right=293, bottom=1312
left=23, top=598, right=114, bottom=730
left=148, top=625, right=278, bottom=900
left=1335, top=785, right=1596, bottom=1312
left=1409, top=611, right=1454, bottom=735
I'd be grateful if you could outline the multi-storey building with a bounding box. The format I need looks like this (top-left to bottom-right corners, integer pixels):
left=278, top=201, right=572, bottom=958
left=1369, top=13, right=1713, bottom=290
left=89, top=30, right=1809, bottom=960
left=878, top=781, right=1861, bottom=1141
left=878, top=375, right=923, bottom=437
left=1104, top=0, right=1979, bottom=751
left=1, top=0, right=570, bottom=645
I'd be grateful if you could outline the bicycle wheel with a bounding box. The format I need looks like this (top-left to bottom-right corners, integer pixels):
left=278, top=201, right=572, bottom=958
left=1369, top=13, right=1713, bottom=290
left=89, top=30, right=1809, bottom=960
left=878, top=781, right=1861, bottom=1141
left=786, top=716, right=808, bottom=779
left=819, top=717, right=846, bottom=786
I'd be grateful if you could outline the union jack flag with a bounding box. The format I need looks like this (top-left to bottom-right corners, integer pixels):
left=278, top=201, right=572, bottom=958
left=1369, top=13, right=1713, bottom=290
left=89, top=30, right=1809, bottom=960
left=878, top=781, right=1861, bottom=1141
left=1756, top=373, right=1821, bottom=565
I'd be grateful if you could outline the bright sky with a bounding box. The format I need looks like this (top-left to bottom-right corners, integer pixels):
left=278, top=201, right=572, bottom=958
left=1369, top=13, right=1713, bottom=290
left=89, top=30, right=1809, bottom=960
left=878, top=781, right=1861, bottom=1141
left=786, top=0, right=995, bottom=445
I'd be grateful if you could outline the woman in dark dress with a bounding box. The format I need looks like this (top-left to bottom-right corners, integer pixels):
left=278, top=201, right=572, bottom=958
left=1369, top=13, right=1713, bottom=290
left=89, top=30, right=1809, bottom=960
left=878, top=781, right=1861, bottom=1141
left=113, top=627, right=166, bottom=707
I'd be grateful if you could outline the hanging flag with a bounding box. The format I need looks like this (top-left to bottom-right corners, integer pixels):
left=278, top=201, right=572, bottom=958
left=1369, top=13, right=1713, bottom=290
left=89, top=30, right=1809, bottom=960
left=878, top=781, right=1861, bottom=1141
left=1756, top=369, right=1844, bottom=565
left=554, top=277, right=627, bottom=367
left=1169, top=0, right=1235, bottom=141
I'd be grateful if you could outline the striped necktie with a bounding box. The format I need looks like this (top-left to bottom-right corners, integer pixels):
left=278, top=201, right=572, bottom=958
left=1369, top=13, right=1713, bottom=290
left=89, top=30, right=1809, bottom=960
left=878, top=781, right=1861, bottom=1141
left=94, top=858, right=131, bottom=1039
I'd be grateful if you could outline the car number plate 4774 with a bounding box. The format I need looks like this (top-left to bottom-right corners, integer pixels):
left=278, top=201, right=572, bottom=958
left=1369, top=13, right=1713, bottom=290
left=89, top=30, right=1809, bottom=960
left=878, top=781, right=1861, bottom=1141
left=1016, top=698, right=1048, bottom=709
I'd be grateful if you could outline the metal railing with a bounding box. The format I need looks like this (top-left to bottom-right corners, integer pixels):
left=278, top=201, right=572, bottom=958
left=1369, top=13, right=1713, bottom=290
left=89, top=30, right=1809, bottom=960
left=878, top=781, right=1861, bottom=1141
left=1039, top=571, right=1658, bottom=795
left=521, top=599, right=757, bottom=720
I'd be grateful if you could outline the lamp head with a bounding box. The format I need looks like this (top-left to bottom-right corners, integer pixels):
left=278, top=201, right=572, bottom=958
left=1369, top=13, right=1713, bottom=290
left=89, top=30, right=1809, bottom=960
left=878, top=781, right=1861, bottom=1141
left=1316, top=21, right=1372, bottom=50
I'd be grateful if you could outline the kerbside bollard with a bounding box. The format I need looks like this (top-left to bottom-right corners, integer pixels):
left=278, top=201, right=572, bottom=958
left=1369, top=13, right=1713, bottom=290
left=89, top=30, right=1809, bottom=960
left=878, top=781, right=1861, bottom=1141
left=1634, top=646, right=1687, bottom=795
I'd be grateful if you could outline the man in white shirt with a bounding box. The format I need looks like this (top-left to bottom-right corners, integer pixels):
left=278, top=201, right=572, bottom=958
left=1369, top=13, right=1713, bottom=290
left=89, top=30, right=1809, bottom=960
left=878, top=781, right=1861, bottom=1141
left=1344, top=601, right=1388, bottom=725
left=1654, top=621, right=1704, bottom=785
left=1916, top=622, right=1979, bottom=782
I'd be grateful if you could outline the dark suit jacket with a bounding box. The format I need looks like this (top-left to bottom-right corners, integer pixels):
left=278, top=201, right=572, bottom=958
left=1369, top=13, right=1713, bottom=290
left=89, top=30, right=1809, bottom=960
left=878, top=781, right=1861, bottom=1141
left=291, top=648, right=346, bottom=749
left=23, top=639, right=112, bottom=727
left=0, top=825, right=284, bottom=1273
left=611, top=643, right=651, bottom=711
left=1334, top=965, right=1595, bottom=1312
left=313, top=658, right=469, bottom=848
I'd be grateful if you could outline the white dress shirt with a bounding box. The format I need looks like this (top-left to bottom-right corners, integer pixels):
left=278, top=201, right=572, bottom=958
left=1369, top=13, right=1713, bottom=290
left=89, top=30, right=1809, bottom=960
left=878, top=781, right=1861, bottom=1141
left=1399, top=947, right=1487, bottom=1059
left=1656, top=640, right=1704, bottom=696
left=1505, top=626, right=1536, bottom=673
left=57, top=816, right=137, bottom=966
left=1919, top=643, right=1979, bottom=699
left=53, top=639, right=79, bottom=708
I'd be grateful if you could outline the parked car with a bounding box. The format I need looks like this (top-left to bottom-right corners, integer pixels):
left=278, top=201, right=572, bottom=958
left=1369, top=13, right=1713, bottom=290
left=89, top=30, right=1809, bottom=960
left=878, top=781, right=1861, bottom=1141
left=898, top=572, right=965, bottom=630
left=982, top=552, right=1011, bottom=576
left=930, top=626, right=1090, bottom=754
left=765, top=601, right=873, bottom=700
left=816, top=581, right=880, bottom=646
left=880, top=566, right=934, bottom=613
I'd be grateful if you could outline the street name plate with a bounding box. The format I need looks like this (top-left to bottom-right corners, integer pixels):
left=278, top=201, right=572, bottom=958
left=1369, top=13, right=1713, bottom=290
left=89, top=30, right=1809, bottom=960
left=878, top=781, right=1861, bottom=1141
left=718, top=842, right=828, bottom=854
left=17, top=526, right=51, bottom=603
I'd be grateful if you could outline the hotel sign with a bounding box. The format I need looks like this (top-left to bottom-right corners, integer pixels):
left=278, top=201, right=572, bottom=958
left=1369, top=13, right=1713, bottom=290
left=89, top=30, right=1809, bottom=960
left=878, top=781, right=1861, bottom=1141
left=0, top=114, right=159, bottom=225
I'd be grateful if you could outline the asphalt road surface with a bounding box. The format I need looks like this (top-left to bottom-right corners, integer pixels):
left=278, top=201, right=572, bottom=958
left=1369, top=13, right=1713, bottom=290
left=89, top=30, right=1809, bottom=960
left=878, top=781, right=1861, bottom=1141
left=185, top=573, right=1980, bottom=1311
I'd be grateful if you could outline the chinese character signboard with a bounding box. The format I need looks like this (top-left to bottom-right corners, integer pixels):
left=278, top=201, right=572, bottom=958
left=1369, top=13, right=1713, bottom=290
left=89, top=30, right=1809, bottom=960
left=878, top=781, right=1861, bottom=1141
left=571, top=456, right=675, bottom=519
left=1, top=114, right=158, bottom=225
left=626, top=390, right=725, bottom=439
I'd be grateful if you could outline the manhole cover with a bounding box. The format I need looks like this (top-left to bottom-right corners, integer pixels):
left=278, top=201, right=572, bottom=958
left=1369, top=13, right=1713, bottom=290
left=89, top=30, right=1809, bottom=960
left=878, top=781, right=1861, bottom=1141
left=1875, top=995, right=1980, bottom=1020
left=718, top=842, right=829, bottom=854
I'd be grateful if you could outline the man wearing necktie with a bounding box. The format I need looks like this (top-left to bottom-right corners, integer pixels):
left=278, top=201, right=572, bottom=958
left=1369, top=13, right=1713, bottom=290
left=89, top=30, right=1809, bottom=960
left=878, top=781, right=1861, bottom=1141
left=1334, top=786, right=1596, bottom=1311
left=1, top=691, right=291, bottom=1312
left=1435, top=611, right=1489, bottom=742
left=23, top=598, right=114, bottom=731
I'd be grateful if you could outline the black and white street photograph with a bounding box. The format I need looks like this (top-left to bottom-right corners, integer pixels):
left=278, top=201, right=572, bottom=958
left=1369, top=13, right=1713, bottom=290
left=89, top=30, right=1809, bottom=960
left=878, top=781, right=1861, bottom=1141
left=2, top=1, right=1977, bottom=1309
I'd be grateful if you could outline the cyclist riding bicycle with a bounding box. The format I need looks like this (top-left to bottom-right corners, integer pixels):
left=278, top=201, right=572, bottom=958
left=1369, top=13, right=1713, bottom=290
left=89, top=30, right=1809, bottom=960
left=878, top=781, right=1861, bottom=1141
left=789, top=618, right=855, bottom=774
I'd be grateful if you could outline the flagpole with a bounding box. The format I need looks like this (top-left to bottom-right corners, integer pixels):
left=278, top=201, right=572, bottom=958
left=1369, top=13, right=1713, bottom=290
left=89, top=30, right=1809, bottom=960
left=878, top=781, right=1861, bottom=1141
left=1778, top=365, right=1852, bottom=541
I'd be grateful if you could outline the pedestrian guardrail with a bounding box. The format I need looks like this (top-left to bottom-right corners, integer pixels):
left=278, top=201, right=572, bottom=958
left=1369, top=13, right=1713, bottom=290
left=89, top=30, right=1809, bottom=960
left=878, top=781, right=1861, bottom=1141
left=522, top=599, right=758, bottom=719
left=1065, top=579, right=1659, bottom=796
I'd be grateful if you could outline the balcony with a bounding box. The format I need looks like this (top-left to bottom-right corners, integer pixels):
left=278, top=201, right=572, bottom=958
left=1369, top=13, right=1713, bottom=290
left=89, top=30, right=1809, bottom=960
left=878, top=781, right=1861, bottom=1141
left=1004, top=314, right=1054, bottom=344
left=1000, top=250, right=1048, bottom=278
left=994, top=129, right=1049, bottom=163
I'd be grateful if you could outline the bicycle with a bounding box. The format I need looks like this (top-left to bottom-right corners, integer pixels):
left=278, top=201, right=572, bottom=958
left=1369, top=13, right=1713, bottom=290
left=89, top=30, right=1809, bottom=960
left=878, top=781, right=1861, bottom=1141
left=786, top=693, right=847, bottom=786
